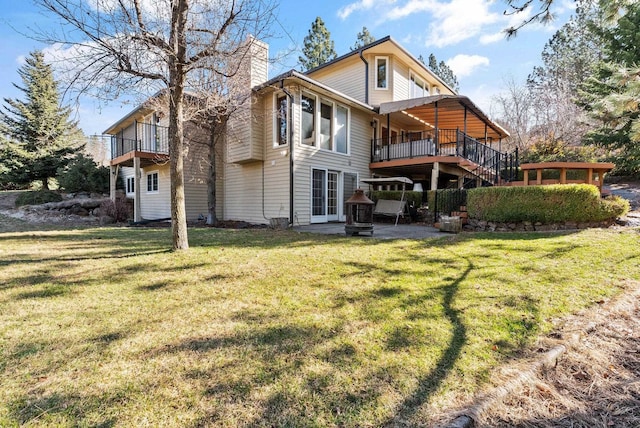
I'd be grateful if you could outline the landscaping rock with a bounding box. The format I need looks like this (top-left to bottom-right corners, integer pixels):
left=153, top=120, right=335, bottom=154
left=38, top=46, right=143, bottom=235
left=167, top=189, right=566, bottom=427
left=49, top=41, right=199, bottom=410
left=100, top=215, right=116, bottom=225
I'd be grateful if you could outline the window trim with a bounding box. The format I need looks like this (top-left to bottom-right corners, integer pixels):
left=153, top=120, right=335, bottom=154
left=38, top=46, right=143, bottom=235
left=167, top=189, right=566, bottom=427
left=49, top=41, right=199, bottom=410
left=125, top=176, right=135, bottom=196
left=410, top=70, right=428, bottom=99
left=273, top=92, right=289, bottom=148
left=146, top=171, right=159, bottom=194
left=301, top=91, right=317, bottom=147
left=375, top=56, right=389, bottom=90
left=300, top=91, right=350, bottom=155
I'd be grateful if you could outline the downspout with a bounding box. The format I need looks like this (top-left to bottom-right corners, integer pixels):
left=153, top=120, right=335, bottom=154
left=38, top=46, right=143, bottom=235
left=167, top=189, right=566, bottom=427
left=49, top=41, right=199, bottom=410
left=359, top=50, right=369, bottom=104
left=281, top=81, right=295, bottom=226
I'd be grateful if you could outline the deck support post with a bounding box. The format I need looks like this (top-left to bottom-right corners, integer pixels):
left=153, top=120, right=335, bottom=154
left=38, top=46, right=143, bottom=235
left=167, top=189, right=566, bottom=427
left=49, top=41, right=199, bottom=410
left=134, top=157, right=142, bottom=222
left=431, top=162, right=440, bottom=191
left=109, top=165, right=118, bottom=201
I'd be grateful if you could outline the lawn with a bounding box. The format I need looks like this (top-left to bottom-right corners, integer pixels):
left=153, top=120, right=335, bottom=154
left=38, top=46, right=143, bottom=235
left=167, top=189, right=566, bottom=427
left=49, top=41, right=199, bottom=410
left=0, top=222, right=639, bottom=427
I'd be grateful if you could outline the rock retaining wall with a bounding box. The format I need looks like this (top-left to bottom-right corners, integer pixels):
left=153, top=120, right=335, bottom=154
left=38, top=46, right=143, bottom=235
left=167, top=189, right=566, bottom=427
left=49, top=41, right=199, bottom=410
left=464, top=218, right=615, bottom=232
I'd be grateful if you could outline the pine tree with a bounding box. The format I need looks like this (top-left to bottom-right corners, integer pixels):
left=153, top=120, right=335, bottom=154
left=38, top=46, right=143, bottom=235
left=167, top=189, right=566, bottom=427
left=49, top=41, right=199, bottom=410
left=427, top=53, right=459, bottom=92
left=578, top=2, right=640, bottom=175
left=299, top=17, right=337, bottom=71
left=0, top=51, right=83, bottom=189
left=351, top=27, right=375, bottom=51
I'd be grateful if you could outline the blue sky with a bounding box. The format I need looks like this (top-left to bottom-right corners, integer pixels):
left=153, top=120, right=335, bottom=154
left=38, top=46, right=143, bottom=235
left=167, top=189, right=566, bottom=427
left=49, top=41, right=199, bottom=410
left=0, top=0, right=577, bottom=136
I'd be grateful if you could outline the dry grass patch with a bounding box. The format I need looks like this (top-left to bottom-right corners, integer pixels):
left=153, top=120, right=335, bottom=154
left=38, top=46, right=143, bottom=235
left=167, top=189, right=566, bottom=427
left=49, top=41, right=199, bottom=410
left=0, top=226, right=639, bottom=427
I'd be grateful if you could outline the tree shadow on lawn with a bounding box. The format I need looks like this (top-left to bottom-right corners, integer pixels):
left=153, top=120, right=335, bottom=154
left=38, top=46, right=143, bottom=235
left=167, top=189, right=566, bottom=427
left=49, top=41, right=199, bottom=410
left=186, top=254, right=478, bottom=426
left=6, top=390, right=120, bottom=428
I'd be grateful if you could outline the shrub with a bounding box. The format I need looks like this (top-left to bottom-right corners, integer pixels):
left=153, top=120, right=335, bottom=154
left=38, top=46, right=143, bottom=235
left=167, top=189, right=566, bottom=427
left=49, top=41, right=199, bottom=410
left=57, top=153, right=110, bottom=193
left=467, top=184, right=629, bottom=224
left=99, top=198, right=130, bottom=222
left=15, top=190, right=63, bottom=207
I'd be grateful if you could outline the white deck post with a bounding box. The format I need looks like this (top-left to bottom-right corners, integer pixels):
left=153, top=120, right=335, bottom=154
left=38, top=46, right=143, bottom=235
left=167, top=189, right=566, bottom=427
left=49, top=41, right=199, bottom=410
left=109, top=165, right=117, bottom=201
left=431, top=162, right=440, bottom=191
left=133, top=157, right=142, bottom=222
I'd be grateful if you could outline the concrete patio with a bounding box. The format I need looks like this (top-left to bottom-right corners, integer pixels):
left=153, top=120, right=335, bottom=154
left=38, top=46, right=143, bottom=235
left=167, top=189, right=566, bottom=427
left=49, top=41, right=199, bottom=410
left=293, top=222, right=444, bottom=239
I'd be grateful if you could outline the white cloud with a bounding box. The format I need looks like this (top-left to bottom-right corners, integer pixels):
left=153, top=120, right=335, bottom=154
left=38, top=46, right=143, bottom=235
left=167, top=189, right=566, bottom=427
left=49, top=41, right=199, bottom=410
left=387, top=0, right=436, bottom=20
left=423, top=0, right=501, bottom=47
left=337, top=0, right=382, bottom=20
left=479, top=32, right=505, bottom=44
left=446, top=54, right=489, bottom=78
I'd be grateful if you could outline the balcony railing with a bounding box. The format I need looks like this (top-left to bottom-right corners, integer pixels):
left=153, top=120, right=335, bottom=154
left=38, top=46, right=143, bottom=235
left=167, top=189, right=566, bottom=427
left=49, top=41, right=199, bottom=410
left=110, top=122, right=169, bottom=159
left=371, top=129, right=519, bottom=185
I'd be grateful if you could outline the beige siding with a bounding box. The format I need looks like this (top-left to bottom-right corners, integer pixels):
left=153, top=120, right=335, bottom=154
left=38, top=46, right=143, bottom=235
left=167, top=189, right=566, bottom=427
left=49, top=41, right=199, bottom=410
left=140, top=164, right=171, bottom=220
left=290, top=87, right=373, bottom=225
left=368, top=54, right=395, bottom=106
left=308, top=56, right=365, bottom=102
left=183, top=126, right=209, bottom=221
left=226, top=38, right=268, bottom=164
left=223, top=90, right=290, bottom=224
left=393, top=59, right=410, bottom=101
left=223, top=162, right=268, bottom=224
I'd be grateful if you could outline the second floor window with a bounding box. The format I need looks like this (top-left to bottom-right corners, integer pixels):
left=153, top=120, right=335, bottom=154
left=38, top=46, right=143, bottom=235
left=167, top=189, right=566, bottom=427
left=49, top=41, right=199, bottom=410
left=301, top=92, right=349, bottom=154
left=410, top=73, right=427, bottom=98
left=275, top=94, right=288, bottom=146
left=376, top=57, right=388, bottom=89
left=302, top=93, right=315, bottom=146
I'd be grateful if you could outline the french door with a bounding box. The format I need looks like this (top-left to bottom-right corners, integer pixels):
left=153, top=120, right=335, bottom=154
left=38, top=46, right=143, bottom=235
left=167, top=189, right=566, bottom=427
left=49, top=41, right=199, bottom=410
left=311, top=169, right=358, bottom=223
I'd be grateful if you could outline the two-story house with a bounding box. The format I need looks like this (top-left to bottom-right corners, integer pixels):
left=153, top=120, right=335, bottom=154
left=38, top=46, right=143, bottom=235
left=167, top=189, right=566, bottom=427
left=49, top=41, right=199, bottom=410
left=105, top=36, right=510, bottom=225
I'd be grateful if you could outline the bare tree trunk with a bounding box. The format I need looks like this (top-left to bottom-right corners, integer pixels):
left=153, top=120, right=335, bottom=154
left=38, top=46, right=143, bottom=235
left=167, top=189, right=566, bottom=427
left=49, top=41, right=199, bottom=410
left=42, top=178, right=49, bottom=190
left=206, top=119, right=218, bottom=226
left=169, top=0, right=189, bottom=251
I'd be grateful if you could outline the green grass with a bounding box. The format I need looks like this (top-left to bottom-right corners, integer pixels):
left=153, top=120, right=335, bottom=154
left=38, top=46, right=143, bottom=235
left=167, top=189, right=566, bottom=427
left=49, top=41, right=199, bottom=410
left=1, top=222, right=639, bottom=427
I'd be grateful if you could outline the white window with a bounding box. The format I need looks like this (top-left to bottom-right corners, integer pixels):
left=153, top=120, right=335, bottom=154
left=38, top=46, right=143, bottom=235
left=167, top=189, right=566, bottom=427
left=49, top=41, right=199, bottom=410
left=410, top=72, right=428, bottom=98
left=300, top=91, right=349, bottom=154
left=320, top=100, right=333, bottom=150
left=274, top=93, right=288, bottom=147
left=146, top=171, right=159, bottom=193
left=335, top=105, right=348, bottom=154
left=301, top=93, right=316, bottom=146
left=126, top=176, right=135, bottom=195
left=433, top=86, right=441, bottom=95
left=375, top=56, right=388, bottom=90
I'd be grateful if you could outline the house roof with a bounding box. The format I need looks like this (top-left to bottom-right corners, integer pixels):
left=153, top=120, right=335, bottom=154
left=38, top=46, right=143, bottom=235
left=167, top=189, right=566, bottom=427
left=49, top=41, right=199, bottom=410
left=379, top=95, right=510, bottom=140
left=254, top=70, right=376, bottom=112
left=305, top=36, right=457, bottom=95
left=103, top=103, right=155, bottom=135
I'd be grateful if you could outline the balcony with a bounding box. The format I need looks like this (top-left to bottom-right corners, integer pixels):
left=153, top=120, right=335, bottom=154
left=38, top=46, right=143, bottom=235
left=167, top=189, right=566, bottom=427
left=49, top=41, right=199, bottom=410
left=371, top=129, right=518, bottom=185
left=110, top=123, right=169, bottom=167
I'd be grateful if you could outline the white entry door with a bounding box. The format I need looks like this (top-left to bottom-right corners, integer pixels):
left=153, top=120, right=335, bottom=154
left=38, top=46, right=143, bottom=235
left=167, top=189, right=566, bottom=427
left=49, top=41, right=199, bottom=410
left=311, top=169, right=342, bottom=223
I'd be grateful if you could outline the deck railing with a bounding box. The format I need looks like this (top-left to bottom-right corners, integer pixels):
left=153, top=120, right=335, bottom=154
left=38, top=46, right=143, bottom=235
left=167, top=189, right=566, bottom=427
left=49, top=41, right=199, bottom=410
left=371, top=129, right=519, bottom=185
left=110, top=122, right=169, bottom=159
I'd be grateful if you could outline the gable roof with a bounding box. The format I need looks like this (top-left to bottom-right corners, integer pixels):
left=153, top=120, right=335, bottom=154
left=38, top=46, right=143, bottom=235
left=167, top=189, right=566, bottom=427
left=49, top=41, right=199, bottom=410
left=254, top=69, right=376, bottom=112
left=304, top=36, right=457, bottom=95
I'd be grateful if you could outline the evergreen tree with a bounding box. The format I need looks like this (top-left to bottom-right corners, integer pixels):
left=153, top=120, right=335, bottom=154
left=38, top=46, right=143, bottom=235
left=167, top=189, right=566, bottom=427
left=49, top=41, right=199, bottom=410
left=579, top=2, right=640, bottom=175
left=524, top=2, right=601, bottom=148
left=351, top=27, right=375, bottom=50
left=0, top=51, right=83, bottom=189
left=427, top=53, right=459, bottom=92
left=527, top=2, right=603, bottom=95
left=299, top=17, right=337, bottom=71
